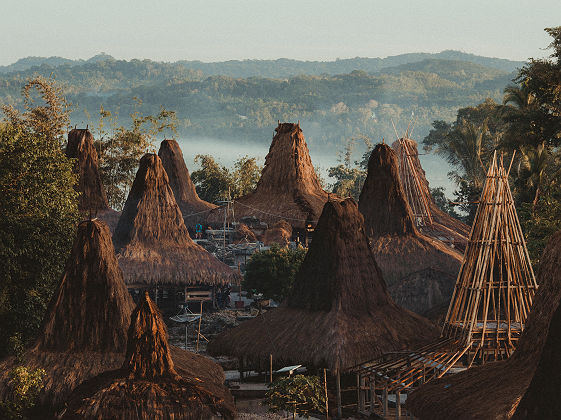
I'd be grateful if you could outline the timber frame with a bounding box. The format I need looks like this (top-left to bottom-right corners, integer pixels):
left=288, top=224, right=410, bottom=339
left=353, top=152, right=538, bottom=417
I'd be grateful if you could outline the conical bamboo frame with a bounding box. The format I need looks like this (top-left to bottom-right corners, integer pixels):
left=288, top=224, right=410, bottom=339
left=442, top=152, right=537, bottom=355
left=396, top=138, right=433, bottom=227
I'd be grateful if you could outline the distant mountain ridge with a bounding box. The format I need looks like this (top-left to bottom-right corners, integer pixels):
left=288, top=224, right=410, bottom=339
left=0, top=50, right=524, bottom=77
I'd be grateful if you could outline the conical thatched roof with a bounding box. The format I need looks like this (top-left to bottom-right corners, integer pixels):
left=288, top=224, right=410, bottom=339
left=158, top=139, right=217, bottom=227
left=392, top=138, right=469, bottom=249
left=0, top=220, right=133, bottom=410
left=206, top=122, right=329, bottom=230
left=62, top=292, right=235, bottom=420
left=114, top=153, right=239, bottom=287
left=358, top=144, right=462, bottom=315
left=406, top=231, right=561, bottom=420
left=208, top=198, right=438, bottom=372
left=66, top=128, right=120, bottom=231
left=0, top=220, right=231, bottom=414
left=66, top=129, right=108, bottom=212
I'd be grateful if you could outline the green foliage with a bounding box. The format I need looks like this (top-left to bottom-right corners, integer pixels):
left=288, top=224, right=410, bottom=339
left=328, top=137, right=372, bottom=200
left=93, top=103, right=177, bottom=210
left=243, top=245, right=307, bottom=302
left=430, top=187, right=461, bottom=218
left=0, top=55, right=514, bottom=153
left=0, top=79, right=80, bottom=357
left=191, top=154, right=262, bottom=203
left=265, top=375, right=326, bottom=418
left=0, top=366, right=45, bottom=420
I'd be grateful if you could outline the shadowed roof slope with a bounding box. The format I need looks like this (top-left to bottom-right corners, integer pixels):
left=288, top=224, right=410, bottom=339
left=207, top=122, right=329, bottom=229
left=158, top=139, right=216, bottom=226
left=114, top=153, right=239, bottom=286
left=407, top=231, right=561, bottom=420
left=62, top=292, right=235, bottom=419
left=208, top=198, right=438, bottom=372
left=358, top=144, right=462, bottom=315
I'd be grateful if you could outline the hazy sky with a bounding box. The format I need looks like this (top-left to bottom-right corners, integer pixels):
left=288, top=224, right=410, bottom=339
left=1, top=0, right=560, bottom=65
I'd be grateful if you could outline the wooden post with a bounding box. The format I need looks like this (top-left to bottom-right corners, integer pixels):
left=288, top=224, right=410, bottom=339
left=383, top=386, right=388, bottom=417
left=336, top=370, right=342, bottom=418
left=324, top=369, right=329, bottom=420
left=184, top=324, right=188, bottom=351
left=196, top=300, right=203, bottom=352
left=356, top=373, right=360, bottom=412
left=269, top=354, right=273, bottom=383
left=369, top=376, right=375, bottom=415
left=238, top=357, right=244, bottom=383
left=396, top=391, right=401, bottom=419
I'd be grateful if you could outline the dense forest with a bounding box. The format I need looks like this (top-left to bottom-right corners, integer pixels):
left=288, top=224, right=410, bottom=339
left=0, top=51, right=521, bottom=150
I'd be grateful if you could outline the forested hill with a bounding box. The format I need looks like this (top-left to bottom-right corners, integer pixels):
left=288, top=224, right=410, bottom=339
left=0, top=52, right=521, bottom=151
left=0, top=50, right=523, bottom=76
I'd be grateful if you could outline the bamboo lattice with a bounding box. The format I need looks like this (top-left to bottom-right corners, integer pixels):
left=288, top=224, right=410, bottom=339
left=353, top=152, right=538, bottom=400
left=396, top=138, right=433, bottom=227
left=442, top=152, right=538, bottom=358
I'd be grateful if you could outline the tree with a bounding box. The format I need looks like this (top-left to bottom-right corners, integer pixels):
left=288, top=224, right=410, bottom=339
left=265, top=375, right=326, bottom=418
left=328, top=136, right=372, bottom=200
left=243, top=245, right=307, bottom=302
left=191, top=154, right=262, bottom=203
left=0, top=78, right=80, bottom=357
left=94, top=103, right=177, bottom=210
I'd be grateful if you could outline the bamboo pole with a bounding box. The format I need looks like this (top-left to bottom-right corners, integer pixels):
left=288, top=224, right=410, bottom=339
left=324, top=369, right=329, bottom=420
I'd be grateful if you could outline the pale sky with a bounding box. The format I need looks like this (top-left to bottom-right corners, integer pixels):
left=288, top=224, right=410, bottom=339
left=1, top=0, right=559, bottom=65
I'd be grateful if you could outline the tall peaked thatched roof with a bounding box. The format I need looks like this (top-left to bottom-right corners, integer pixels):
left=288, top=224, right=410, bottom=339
left=358, top=144, right=462, bottom=315
left=65, top=128, right=120, bottom=231
left=158, top=139, right=216, bottom=226
left=66, top=129, right=108, bottom=212
left=0, top=220, right=133, bottom=410
left=206, top=122, right=329, bottom=230
left=406, top=231, right=561, bottom=420
left=208, top=198, right=438, bottom=372
left=62, top=292, right=235, bottom=419
left=392, top=137, right=469, bottom=248
left=114, top=153, right=239, bottom=287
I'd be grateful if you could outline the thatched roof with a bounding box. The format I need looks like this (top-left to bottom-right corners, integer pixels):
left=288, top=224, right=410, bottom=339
left=62, top=292, right=235, bottom=419
left=263, top=220, right=292, bottom=246
left=0, top=220, right=231, bottom=414
left=392, top=138, right=470, bottom=248
left=114, top=153, right=240, bottom=287
left=65, top=128, right=120, bottom=231
left=406, top=231, right=561, bottom=420
left=208, top=198, right=438, bottom=372
left=66, top=128, right=108, bottom=212
left=158, top=139, right=217, bottom=226
left=0, top=220, right=133, bottom=410
left=206, top=123, right=329, bottom=230
left=358, top=144, right=462, bottom=315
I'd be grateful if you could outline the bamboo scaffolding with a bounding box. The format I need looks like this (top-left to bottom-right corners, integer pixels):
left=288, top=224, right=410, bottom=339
left=396, top=138, right=433, bottom=227
left=352, top=153, right=538, bottom=413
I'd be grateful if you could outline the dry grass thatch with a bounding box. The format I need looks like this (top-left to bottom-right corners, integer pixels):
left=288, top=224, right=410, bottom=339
left=0, top=220, right=133, bottom=410
left=234, top=223, right=258, bottom=243
left=66, top=128, right=109, bottom=212
left=61, top=292, right=235, bottom=419
left=206, top=123, right=330, bottom=229
left=114, top=153, right=240, bottom=287
left=158, top=139, right=217, bottom=227
left=358, top=144, right=462, bottom=315
left=262, top=220, right=292, bottom=246
left=406, top=231, right=561, bottom=420
left=392, top=138, right=470, bottom=246
left=0, top=220, right=230, bottom=415
left=208, top=198, right=438, bottom=372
